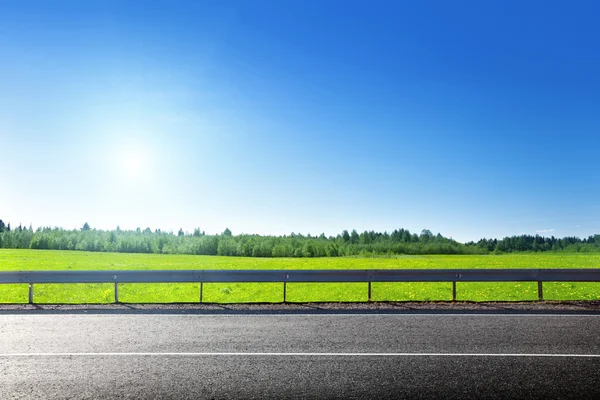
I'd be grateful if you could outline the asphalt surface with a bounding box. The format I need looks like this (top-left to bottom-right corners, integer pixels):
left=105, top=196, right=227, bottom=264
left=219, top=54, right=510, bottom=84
left=2, top=311, right=600, bottom=399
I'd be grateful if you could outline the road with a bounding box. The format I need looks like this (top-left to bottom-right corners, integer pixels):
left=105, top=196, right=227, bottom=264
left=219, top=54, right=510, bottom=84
left=2, top=311, right=600, bottom=399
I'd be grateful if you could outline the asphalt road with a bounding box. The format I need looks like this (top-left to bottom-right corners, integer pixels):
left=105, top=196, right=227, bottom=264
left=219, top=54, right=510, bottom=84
left=2, top=312, right=600, bottom=399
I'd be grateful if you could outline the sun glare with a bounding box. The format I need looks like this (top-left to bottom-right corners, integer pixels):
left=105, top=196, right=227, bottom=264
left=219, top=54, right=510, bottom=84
left=120, top=149, right=149, bottom=180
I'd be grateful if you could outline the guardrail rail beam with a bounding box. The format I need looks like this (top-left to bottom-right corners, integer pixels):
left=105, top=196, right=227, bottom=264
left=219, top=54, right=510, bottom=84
left=1, top=269, right=600, bottom=304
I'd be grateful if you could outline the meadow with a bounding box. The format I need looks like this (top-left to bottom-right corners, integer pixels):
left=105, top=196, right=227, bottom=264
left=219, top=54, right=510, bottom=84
left=1, top=249, right=600, bottom=303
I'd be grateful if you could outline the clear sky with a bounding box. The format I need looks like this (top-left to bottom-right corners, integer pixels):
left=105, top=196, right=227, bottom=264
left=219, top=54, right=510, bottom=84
left=1, top=0, right=599, bottom=242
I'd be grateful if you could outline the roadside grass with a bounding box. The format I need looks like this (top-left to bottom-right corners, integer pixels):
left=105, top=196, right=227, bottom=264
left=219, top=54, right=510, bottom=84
left=1, top=249, right=599, bottom=303
left=456, top=282, right=539, bottom=301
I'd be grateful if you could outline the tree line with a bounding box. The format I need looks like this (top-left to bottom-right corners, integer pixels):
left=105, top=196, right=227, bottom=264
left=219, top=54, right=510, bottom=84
left=468, top=235, right=600, bottom=253
left=0, top=219, right=598, bottom=257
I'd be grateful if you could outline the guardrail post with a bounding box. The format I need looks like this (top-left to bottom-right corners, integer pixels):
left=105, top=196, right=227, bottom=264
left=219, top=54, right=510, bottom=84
left=28, top=283, right=34, bottom=304
left=114, top=282, right=119, bottom=303
left=538, top=281, right=543, bottom=301
left=368, top=282, right=372, bottom=302
left=452, top=281, right=457, bottom=301
left=199, top=282, right=203, bottom=303
left=283, top=282, right=287, bottom=303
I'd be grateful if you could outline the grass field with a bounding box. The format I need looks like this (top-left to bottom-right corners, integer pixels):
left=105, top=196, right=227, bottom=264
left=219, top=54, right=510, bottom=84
left=1, top=249, right=600, bottom=303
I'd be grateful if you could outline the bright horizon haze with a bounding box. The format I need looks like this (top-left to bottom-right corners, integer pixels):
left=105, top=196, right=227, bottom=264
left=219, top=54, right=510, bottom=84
left=1, top=0, right=599, bottom=242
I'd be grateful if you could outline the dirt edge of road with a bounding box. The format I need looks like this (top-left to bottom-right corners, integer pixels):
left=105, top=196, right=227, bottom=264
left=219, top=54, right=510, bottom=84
left=2, top=300, right=600, bottom=313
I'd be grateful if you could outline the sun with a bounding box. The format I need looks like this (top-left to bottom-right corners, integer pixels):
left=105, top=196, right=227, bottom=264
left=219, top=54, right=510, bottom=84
left=121, top=150, right=149, bottom=179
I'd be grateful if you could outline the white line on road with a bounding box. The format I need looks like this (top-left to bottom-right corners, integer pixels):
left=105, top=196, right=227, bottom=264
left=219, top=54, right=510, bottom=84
left=1, top=352, right=600, bottom=357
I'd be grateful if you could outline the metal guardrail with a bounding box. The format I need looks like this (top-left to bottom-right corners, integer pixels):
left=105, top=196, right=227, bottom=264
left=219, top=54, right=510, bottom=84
left=1, top=269, right=599, bottom=304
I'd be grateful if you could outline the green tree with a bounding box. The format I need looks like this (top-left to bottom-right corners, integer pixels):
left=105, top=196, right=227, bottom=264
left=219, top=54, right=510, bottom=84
left=420, top=229, right=433, bottom=242
left=341, top=230, right=350, bottom=242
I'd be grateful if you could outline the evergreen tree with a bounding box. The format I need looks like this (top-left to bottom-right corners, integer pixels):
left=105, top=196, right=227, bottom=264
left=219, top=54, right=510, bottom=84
left=341, top=230, right=350, bottom=242
left=350, top=229, right=359, bottom=244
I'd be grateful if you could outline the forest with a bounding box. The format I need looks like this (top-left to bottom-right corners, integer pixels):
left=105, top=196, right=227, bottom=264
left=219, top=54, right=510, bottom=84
left=0, top=219, right=598, bottom=257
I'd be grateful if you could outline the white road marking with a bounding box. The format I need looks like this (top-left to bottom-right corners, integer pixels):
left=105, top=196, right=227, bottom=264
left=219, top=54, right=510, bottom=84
left=1, top=352, right=600, bottom=357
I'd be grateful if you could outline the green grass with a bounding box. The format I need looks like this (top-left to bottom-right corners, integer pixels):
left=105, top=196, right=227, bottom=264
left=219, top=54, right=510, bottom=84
left=1, top=249, right=600, bottom=303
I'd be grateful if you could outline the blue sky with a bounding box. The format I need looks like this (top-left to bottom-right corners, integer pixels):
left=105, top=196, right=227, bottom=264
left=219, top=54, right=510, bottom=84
left=1, top=0, right=599, bottom=242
